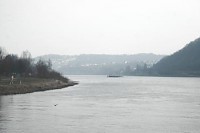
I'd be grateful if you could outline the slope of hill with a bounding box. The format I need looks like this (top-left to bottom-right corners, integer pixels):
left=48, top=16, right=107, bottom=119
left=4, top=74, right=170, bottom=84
left=152, top=37, right=200, bottom=76
left=35, top=54, right=165, bottom=75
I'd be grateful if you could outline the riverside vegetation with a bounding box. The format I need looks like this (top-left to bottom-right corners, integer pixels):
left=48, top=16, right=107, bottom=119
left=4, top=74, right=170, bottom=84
left=0, top=48, right=77, bottom=95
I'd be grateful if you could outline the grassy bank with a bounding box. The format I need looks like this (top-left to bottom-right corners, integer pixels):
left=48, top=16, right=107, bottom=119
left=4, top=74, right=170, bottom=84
left=0, top=77, right=78, bottom=95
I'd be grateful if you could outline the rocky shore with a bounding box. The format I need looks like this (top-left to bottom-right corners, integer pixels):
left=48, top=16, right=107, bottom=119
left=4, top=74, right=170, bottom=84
left=0, top=78, right=78, bottom=95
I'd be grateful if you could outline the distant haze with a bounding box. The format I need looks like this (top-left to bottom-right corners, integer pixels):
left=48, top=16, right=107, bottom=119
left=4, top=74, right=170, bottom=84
left=0, top=0, right=200, bottom=57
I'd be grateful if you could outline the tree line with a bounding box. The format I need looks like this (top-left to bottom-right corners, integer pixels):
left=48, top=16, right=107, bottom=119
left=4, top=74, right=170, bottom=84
left=0, top=47, right=68, bottom=81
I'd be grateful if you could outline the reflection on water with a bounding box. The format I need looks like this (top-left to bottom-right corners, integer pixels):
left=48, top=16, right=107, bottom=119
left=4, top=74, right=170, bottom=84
left=0, top=75, right=200, bottom=133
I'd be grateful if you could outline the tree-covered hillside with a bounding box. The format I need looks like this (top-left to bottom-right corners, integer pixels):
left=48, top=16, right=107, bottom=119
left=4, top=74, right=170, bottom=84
left=36, top=54, right=165, bottom=75
left=152, top=37, right=200, bottom=76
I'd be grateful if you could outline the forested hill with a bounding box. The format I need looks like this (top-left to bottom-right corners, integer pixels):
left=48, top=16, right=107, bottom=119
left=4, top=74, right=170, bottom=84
left=36, top=54, right=164, bottom=75
left=152, top=37, right=200, bottom=76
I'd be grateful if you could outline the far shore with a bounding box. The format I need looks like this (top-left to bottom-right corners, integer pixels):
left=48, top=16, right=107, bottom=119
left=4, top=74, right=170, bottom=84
left=0, top=78, right=78, bottom=96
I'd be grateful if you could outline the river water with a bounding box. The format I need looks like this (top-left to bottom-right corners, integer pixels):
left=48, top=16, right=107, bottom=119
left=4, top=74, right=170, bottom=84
left=0, top=75, right=200, bottom=133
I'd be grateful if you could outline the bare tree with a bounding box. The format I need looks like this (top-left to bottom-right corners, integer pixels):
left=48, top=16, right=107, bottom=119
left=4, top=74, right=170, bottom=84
left=21, top=50, right=32, bottom=60
left=0, top=46, right=7, bottom=60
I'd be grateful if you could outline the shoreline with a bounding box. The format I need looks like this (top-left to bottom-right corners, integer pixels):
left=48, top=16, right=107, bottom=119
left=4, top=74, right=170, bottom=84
left=0, top=79, right=78, bottom=96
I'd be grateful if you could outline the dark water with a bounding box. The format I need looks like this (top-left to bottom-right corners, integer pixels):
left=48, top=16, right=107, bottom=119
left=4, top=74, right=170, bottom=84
left=0, top=75, right=200, bottom=133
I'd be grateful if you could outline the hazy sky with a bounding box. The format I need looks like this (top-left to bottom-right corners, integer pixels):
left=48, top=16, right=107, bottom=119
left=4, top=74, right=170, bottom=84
left=0, top=0, right=200, bottom=57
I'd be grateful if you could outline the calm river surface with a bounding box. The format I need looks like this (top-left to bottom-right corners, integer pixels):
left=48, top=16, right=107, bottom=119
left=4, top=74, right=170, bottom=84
left=0, top=75, right=200, bottom=133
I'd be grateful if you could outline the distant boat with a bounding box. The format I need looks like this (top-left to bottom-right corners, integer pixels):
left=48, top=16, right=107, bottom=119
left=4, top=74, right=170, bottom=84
left=107, top=75, right=122, bottom=78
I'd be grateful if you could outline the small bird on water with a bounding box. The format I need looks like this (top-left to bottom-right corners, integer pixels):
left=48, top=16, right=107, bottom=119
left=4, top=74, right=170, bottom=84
left=54, top=104, right=58, bottom=106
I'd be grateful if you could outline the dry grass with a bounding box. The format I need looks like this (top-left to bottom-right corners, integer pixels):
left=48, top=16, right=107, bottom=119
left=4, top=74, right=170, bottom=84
left=0, top=77, right=78, bottom=95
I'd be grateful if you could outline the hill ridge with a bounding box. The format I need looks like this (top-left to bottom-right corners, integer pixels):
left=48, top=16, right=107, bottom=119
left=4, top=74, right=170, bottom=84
left=152, top=37, right=200, bottom=76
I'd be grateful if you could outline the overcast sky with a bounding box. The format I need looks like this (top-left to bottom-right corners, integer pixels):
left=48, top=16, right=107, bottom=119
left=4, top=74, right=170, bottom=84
left=0, top=0, right=200, bottom=57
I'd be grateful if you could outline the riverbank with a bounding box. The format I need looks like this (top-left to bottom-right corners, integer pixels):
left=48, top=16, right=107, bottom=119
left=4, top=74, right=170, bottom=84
left=0, top=78, right=78, bottom=95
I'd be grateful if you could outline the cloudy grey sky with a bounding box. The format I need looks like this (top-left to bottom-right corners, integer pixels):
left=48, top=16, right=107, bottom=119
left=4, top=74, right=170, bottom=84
left=0, top=0, right=200, bottom=57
